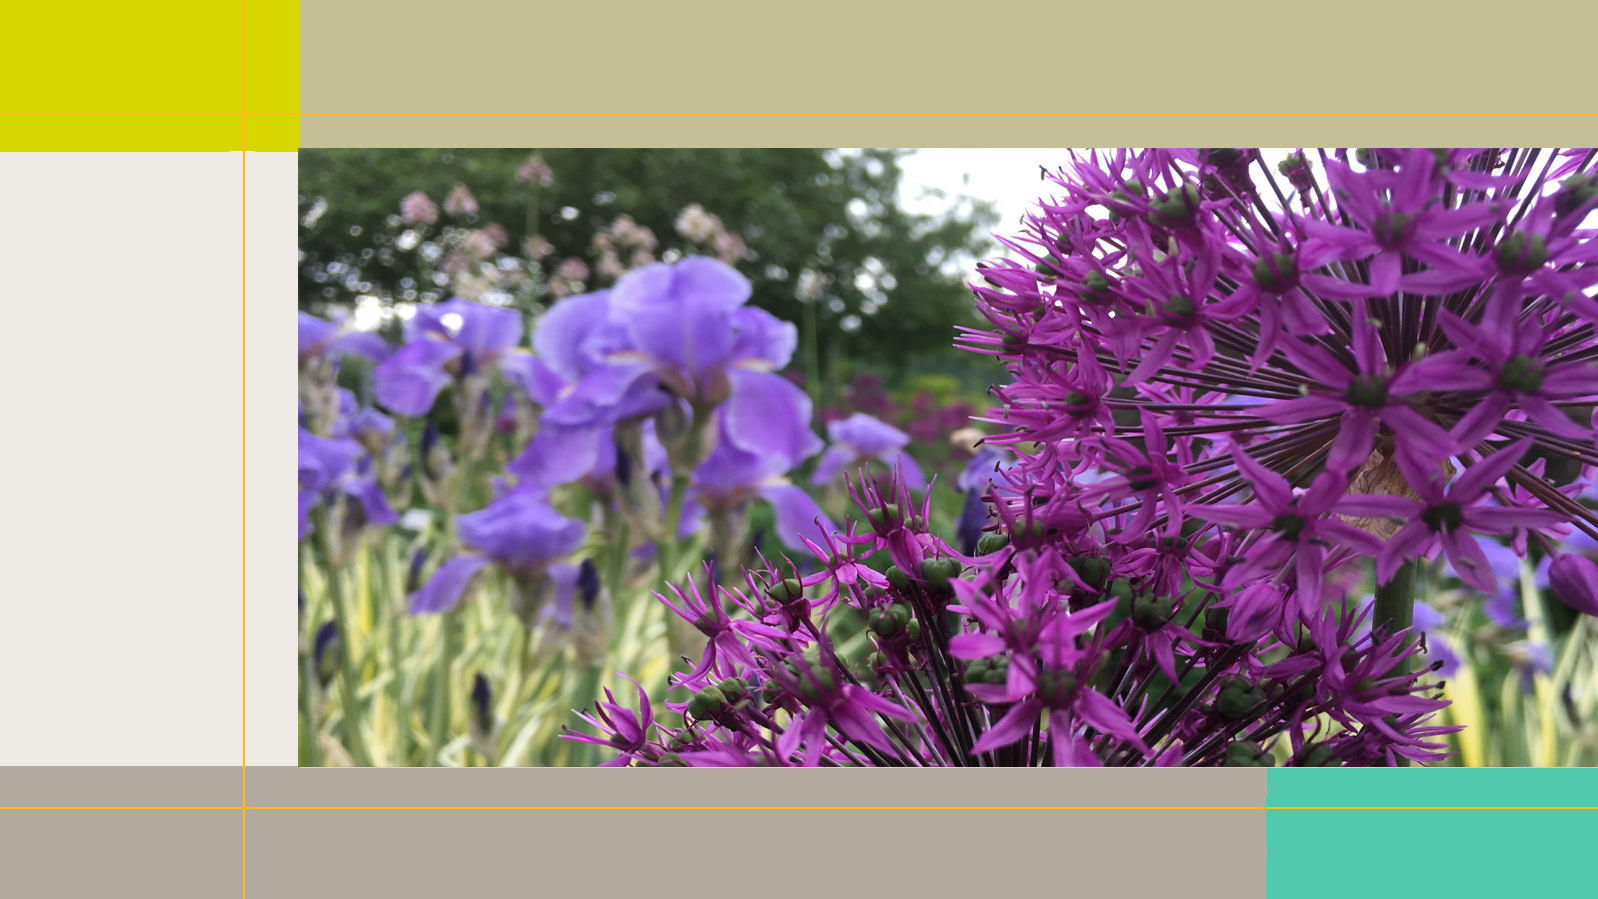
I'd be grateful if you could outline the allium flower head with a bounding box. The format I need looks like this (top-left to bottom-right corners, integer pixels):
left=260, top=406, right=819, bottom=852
left=400, top=191, right=439, bottom=226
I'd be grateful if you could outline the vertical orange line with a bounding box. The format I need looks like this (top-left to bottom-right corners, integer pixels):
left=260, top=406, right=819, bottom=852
left=240, top=3, right=248, bottom=899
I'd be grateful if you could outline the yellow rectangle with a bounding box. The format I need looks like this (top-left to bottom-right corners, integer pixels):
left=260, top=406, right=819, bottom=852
left=247, top=0, right=300, bottom=114
left=0, top=115, right=243, bottom=151
left=6, top=4, right=242, bottom=114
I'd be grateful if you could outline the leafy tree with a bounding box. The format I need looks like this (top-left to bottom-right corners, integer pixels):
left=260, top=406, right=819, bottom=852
left=298, top=149, right=1001, bottom=388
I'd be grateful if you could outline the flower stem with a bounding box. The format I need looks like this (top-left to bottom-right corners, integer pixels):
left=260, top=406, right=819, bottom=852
left=1372, top=561, right=1416, bottom=668
left=424, top=610, right=459, bottom=766
left=321, top=538, right=371, bottom=767
left=1372, top=561, right=1416, bottom=767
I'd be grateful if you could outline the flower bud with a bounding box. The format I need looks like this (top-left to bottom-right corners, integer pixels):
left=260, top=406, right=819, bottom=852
left=1297, top=742, right=1341, bottom=767
left=976, top=532, right=1011, bottom=555
left=1214, top=676, right=1267, bottom=721
left=469, top=672, right=494, bottom=737
left=867, top=504, right=902, bottom=530
left=1549, top=554, right=1598, bottom=617
left=1223, top=740, right=1276, bottom=767
left=768, top=578, right=804, bottom=605
left=1554, top=173, right=1598, bottom=222
left=714, top=677, right=749, bottom=702
left=1494, top=231, right=1550, bottom=276
left=1148, top=183, right=1202, bottom=228
left=1131, top=591, right=1176, bottom=630
left=868, top=603, right=911, bottom=638
left=1034, top=669, right=1079, bottom=707
left=1252, top=251, right=1298, bottom=293
left=313, top=621, right=340, bottom=688
left=919, top=557, right=962, bottom=592
left=686, top=685, right=727, bottom=720
left=1069, top=556, right=1111, bottom=588
left=886, top=566, right=911, bottom=590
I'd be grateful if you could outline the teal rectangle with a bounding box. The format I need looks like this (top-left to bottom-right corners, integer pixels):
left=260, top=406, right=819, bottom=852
left=1267, top=809, right=1598, bottom=898
left=1266, top=768, right=1598, bottom=808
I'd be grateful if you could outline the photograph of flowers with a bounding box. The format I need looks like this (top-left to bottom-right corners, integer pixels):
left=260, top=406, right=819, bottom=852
left=297, top=147, right=1598, bottom=769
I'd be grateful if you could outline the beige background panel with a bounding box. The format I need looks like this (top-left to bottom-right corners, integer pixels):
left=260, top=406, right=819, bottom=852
left=245, top=765, right=1264, bottom=808
left=297, top=115, right=1598, bottom=149
left=0, top=767, right=241, bottom=809
left=301, top=2, right=1593, bottom=116
left=248, top=808, right=1262, bottom=897
left=0, top=810, right=241, bottom=896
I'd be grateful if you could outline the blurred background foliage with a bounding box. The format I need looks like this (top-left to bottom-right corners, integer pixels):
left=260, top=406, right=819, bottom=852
left=298, top=148, right=1007, bottom=406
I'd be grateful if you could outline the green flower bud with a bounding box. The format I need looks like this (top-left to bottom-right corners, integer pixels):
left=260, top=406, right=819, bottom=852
left=1080, top=270, right=1114, bottom=303
left=1131, top=591, right=1176, bottom=630
left=1034, top=670, right=1079, bottom=706
left=1214, top=676, right=1268, bottom=721
left=868, top=603, right=911, bottom=638
left=1298, top=742, right=1340, bottom=767
left=686, top=685, right=727, bottom=720
left=1223, top=740, right=1276, bottom=767
left=905, top=618, right=922, bottom=641
left=1148, top=183, right=1202, bottom=227
left=767, top=578, right=804, bottom=605
left=1252, top=251, right=1298, bottom=292
left=886, top=566, right=911, bottom=590
left=715, top=677, right=749, bottom=701
left=1069, top=556, right=1111, bottom=588
left=976, top=532, right=1011, bottom=555
left=1497, top=354, right=1545, bottom=394
left=867, top=504, right=901, bottom=530
left=1554, top=173, right=1598, bottom=220
left=1494, top=231, right=1549, bottom=275
left=1163, top=294, right=1195, bottom=319
left=920, top=557, right=962, bottom=592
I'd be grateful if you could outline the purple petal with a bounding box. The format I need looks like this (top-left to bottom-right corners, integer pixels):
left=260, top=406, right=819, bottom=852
left=757, top=483, right=836, bottom=551
left=409, top=556, right=490, bottom=615
left=371, top=339, right=463, bottom=416
left=809, top=444, right=862, bottom=486
left=724, top=370, right=824, bottom=468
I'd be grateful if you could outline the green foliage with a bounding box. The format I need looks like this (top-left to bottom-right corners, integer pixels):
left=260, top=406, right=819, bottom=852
left=297, top=148, right=999, bottom=375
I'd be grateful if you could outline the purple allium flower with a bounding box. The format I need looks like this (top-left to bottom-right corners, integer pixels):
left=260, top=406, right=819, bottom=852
left=1337, top=438, right=1564, bottom=593
left=575, top=149, right=1598, bottom=768
left=810, top=412, right=926, bottom=492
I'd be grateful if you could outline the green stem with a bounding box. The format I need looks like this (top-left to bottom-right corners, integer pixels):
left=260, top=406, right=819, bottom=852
left=320, top=536, right=371, bottom=767
left=655, top=473, right=691, bottom=589
left=424, top=610, right=459, bottom=766
left=801, top=299, right=821, bottom=407
left=563, top=662, right=606, bottom=768
left=1372, top=561, right=1416, bottom=665
left=1371, top=561, right=1416, bottom=767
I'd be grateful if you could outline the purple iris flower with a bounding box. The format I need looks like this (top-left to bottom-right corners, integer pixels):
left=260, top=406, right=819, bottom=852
left=955, top=447, right=1013, bottom=554
left=810, top=413, right=926, bottom=492
left=505, top=289, right=670, bottom=488
left=298, top=312, right=389, bottom=366
left=298, top=427, right=398, bottom=541
left=686, top=411, right=831, bottom=551
left=371, top=298, right=525, bottom=416
left=539, top=258, right=818, bottom=467
left=407, top=487, right=586, bottom=615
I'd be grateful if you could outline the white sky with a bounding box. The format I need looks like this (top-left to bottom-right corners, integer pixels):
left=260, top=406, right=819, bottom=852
left=895, top=148, right=1300, bottom=259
